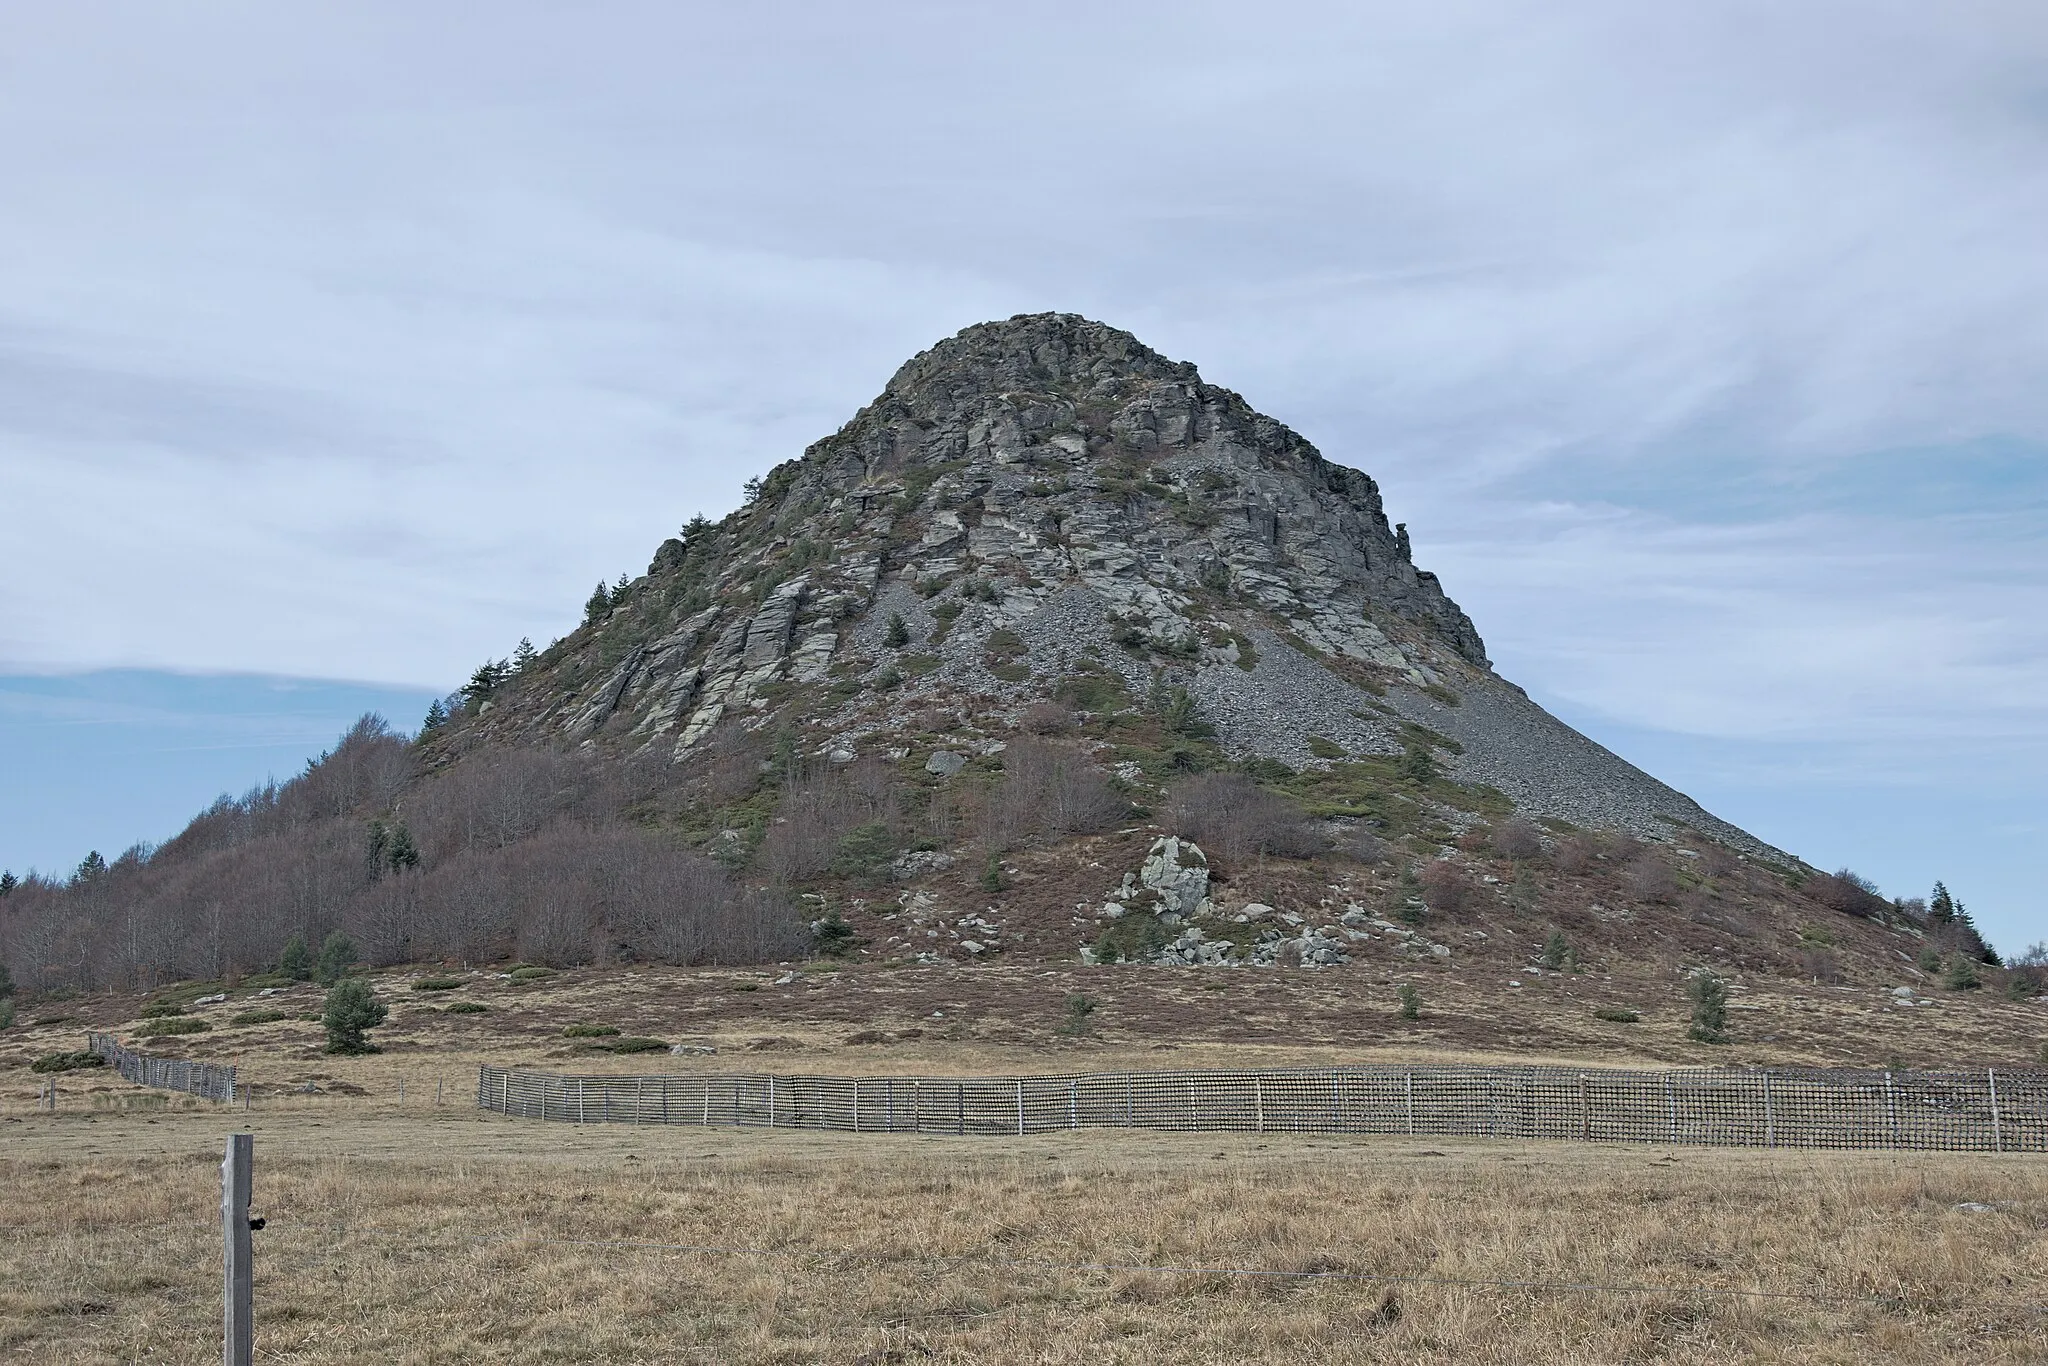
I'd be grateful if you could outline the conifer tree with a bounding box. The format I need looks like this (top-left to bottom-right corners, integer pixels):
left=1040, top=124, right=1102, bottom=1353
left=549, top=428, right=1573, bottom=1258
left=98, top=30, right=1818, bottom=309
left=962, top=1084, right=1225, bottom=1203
left=584, top=581, right=613, bottom=625
left=512, top=637, right=538, bottom=671
left=1398, top=743, right=1437, bottom=784
left=313, top=931, right=357, bottom=987
left=1928, top=881, right=1957, bottom=924
left=278, top=934, right=312, bottom=982
left=385, top=821, right=419, bottom=873
left=884, top=612, right=910, bottom=647
left=420, top=698, right=448, bottom=733
left=321, top=978, right=387, bottom=1055
left=1687, top=970, right=1729, bottom=1043
left=0, top=870, right=15, bottom=897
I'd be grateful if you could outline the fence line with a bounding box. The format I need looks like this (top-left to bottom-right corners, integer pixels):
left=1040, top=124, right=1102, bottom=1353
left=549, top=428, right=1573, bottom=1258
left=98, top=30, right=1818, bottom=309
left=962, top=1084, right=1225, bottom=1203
left=87, top=1032, right=237, bottom=1103
left=476, top=1062, right=2047, bottom=1153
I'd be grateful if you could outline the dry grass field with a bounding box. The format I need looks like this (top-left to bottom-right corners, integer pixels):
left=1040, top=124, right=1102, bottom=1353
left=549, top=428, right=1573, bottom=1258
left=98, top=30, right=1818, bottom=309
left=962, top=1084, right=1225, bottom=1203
left=4, top=1095, right=2046, bottom=1364
left=4, top=965, right=2045, bottom=1363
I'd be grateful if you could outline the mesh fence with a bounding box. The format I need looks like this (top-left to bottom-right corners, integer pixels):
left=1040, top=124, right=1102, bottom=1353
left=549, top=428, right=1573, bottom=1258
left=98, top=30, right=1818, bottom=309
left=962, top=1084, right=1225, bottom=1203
left=87, top=1031, right=238, bottom=1103
left=476, top=1062, right=2046, bottom=1152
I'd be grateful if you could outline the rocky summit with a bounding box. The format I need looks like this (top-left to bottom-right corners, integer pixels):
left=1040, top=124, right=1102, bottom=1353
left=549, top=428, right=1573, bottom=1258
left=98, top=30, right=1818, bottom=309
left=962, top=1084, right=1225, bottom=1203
left=463, top=312, right=1773, bottom=858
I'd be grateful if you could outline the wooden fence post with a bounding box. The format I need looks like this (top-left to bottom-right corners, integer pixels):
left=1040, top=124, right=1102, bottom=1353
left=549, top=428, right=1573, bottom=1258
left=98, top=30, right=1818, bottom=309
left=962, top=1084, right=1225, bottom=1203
left=1987, top=1070, right=2003, bottom=1153
left=1762, top=1071, right=1775, bottom=1149
left=221, top=1134, right=254, bottom=1366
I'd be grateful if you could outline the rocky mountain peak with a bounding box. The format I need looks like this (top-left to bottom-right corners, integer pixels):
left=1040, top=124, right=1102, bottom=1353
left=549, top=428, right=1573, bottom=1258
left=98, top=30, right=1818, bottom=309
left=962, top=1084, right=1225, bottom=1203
left=460, top=315, right=1779, bottom=859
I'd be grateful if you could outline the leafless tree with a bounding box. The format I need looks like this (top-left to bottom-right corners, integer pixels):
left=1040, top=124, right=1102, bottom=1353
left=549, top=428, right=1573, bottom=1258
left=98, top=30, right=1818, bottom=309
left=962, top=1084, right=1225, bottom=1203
left=1490, top=817, right=1544, bottom=862
left=1419, top=859, right=1479, bottom=915
left=1163, top=772, right=1323, bottom=868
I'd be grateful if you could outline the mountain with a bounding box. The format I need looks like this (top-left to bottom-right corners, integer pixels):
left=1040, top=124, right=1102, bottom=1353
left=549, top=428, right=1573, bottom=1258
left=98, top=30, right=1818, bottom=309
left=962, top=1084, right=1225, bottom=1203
left=463, top=312, right=1775, bottom=859
left=5, top=314, right=2015, bottom=1026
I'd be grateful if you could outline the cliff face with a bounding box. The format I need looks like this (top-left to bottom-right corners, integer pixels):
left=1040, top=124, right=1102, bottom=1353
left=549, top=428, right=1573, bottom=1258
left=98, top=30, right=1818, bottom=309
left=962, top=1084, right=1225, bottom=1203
left=455, top=312, right=1774, bottom=856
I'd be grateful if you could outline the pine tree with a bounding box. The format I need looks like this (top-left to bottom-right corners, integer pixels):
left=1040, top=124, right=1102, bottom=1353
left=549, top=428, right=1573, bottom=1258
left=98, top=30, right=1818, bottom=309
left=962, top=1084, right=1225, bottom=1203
left=1398, top=743, right=1437, bottom=784
left=1687, top=970, right=1729, bottom=1043
left=1928, top=882, right=1957, bottom=924
left=462, top=659, right=509, bottom=708
left=278, top=934, right=312, bottom=982
left=321, top=978, right=387, bottom=1055
left=584, top=581, right=613, bottom=625
left=741, top=475, right=764, bottom=505
left=366, top=820, right=390, bottom=878
left=73, top=851, right=107, bottom=885
left=884, top=612, right=910, bottom=647
left=0, top=871, right=15, bottom=898
left=1541, top=929, right=1571, bottom=970
left=385, top=822, right=419, bottom=873
left=1397, top=983, right=1421, bottom=1020
left=613, top=573, right=630, bottom=598
left=512, top=637, right=538, bottom=671
left=313, top=931, right=357, bottom=987
left=420, top=698, right=449, bottom=733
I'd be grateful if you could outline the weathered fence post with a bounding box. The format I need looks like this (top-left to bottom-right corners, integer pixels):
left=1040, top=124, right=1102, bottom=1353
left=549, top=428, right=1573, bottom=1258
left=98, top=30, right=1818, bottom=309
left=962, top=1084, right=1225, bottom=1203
left=1016, top=1079, right=1026, bottom=1136
left=1403, top=1072, right=1415, bottom=1137
left=221, top=1134, right=253, bottom=1366
left=1987, top=1070, right=2003, bottom=1153
left=1577, top=1073, right=1589, bottom=1142
left=1254, top=1075, right=1266, bottom=1134
left=1762, top=1071, right=1775, bottom=1148
left=1884, top=1071, right=1899, bottom=1149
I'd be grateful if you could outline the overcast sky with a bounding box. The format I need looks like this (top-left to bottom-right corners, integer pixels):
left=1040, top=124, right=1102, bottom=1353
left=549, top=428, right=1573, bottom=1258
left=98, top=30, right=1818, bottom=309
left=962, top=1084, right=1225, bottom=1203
left=2, top=2, right=2043, bottom=951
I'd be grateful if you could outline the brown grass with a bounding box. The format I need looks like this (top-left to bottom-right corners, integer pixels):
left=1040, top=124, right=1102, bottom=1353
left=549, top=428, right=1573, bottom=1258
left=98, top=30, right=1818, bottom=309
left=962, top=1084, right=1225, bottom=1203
left=2, top=1106, right=2044, bottom=1364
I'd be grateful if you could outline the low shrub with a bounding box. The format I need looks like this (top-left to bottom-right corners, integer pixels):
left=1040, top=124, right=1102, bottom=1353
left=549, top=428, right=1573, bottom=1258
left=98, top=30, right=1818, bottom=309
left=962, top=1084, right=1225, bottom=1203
left=1091, top=912, right=1172, bottom=964
left=229, top=1009, right=290, bottom=1026
left=139, top=1001, right=187, bottom=1019
left=1059, top=994, right=1099, bottom=1036
left=31, top=1050, right=105, bottom=1073
left=1419, top=860, right=1478, bottom=915
left=443, top=1001, right=490, bottom=1014
left=1592, top=1006, right=1640, bottom=1023
left=411, top=977, right=464, bottom=992
left=605, top=1036, right=667, bottom=1054
left=563, top=1023, right=621, bottom=1038
left=136, top=1016, right=211, bottom=1037
left=507, top=966, right=555, bottom=983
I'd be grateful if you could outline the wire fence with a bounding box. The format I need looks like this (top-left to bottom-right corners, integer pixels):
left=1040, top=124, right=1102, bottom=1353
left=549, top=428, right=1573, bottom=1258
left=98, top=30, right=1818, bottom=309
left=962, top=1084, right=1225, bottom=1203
left=477, top=1062, right=2048, bottom=1152
left=87, top=1031, right=237, bottom=1103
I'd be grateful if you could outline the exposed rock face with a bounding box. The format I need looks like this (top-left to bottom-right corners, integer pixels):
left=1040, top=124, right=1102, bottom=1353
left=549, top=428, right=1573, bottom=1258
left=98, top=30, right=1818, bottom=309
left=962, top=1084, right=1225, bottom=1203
left=470, top=312, right=1780, bottom=858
